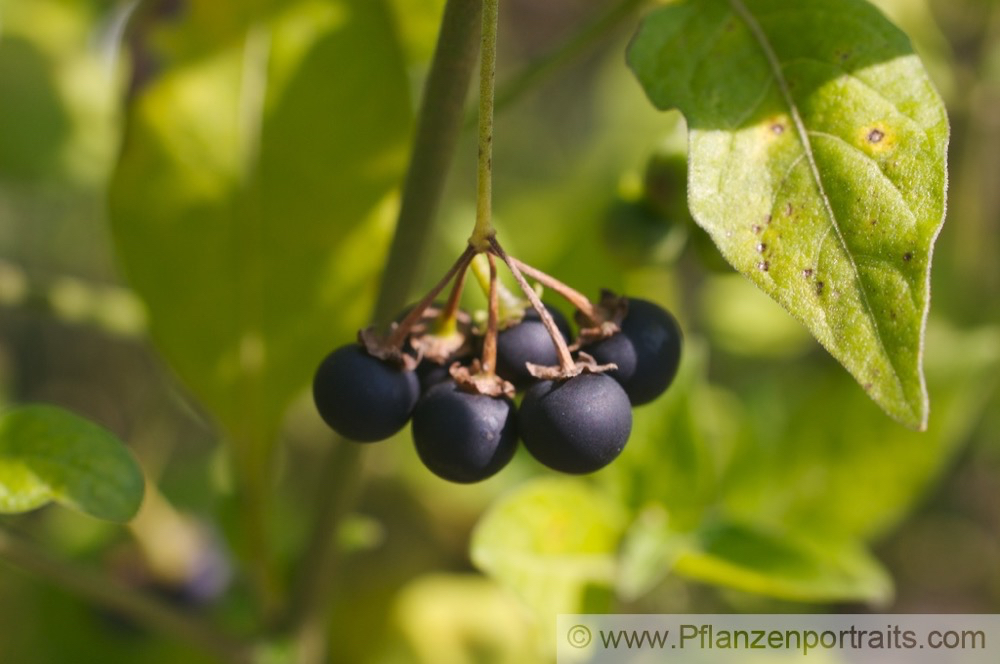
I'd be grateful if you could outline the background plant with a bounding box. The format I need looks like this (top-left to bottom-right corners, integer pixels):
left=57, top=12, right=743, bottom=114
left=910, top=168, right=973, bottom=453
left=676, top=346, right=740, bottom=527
left=0, top=0, right=998, bottom=662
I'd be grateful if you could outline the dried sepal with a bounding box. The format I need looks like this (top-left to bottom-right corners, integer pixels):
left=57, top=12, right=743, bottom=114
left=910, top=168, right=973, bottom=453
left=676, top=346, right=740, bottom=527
left=525, top=351, right=617, bottom=381
left=358, top=327, right=418, bottom=370
left=409, top=323, right=473, bottom=364
left=404, top=305, right=475, bottom=364
left=450, top=361, right=516, bottom=399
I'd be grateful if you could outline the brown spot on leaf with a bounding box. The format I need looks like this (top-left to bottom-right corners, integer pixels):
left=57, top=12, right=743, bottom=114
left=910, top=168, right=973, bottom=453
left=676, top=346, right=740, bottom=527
left=816, top=281, right=825, bottom=296
left=771, top=122, right=785, bottom=135
left=867, top=128, right=885, bottom=143
left=802, top=268, right=813, bottom=278
left=757, top=260, right=770, bottom=272
left=903, top=252, right=913, bottom=262
left=756, top=243, right=767, bottom=253
left=751, top=224, right=762, bottom=234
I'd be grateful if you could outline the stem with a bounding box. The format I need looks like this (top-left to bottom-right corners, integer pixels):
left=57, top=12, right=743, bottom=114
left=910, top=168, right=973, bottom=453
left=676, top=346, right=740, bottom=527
left=469, top=0, right=499, bottom=250
left=471, top=0, right=648, bottom=123
left=505, top=255, right=598, bottom=322
left=232, top=430, right=281, bottom=622
left=285, top=439, right=362, bottom=660
left=481, top=253, right=499, bottom=374
left=489, top=237, right=575, bottom=371
left=471, top=254, right=522, bottom=320
left=374, top=0, right=484, bottom=327
left=435, top=255, right=470, bottom=335
left=0, top=527, right=251, bottom=664
left=287, top=1, right=483, bottom=659
left=387, top=245, right=475, bottom=348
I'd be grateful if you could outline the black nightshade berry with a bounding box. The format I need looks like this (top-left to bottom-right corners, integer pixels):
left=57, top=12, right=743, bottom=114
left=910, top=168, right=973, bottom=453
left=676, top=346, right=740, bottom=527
left=518, top=373, right=632, bottom=474
left=585, top=298, right=681, bottom=405
left=313, top=344, right=419, bottom=442
left=415, top=356, right=467, bottom=393
left=411, top=381, right=518, bottom=483
left=495, top=305, right=572, bottom=387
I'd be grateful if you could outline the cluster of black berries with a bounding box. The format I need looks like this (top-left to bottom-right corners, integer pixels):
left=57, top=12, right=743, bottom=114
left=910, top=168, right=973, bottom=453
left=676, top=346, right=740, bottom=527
left=312, top=241, right=681, bottom=483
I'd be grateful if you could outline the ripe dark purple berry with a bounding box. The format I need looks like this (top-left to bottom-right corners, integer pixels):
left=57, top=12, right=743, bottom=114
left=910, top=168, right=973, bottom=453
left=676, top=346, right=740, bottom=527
left=495, top=305, right=572, bottom=387
left=411, top=381, right=518, bottom=483
left=312, top=344, right=419, bottom=442
left=415, top=359, right=455, bottom=392
left=518, top=373, right=632, bottom=474
left=585, top=298, right=681, bottom=406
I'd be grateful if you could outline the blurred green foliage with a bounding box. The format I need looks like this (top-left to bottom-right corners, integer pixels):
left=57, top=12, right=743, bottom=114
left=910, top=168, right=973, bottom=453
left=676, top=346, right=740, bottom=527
left=1, top=0, right=999, bottom=663
left=0, top=404, right=143, bottom=521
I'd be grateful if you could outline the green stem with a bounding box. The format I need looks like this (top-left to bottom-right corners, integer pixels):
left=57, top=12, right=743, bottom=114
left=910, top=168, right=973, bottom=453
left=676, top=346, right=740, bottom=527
left=286, top=439, right=362, bottom=662
left=286, top=1, right=483, bottom=660
left=473, top=0, right=648, bottom=123
left=0, top=527, right=252, bottom=664
left=223, top=421, right=281, bottom=625
left=469, top=0, right=499, bottom=250
left=374, top=0, right=485, bottom=327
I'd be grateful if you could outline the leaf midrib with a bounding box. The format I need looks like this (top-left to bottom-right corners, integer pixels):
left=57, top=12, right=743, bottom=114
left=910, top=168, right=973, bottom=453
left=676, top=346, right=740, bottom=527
left=727, top=0, right=912, bottom=418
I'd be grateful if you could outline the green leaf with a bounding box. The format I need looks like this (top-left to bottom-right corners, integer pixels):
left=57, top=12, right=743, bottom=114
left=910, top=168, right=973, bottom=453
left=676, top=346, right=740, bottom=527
left=720, top=323, right=1000, bottom=541
left=620, top=513, right=891, bottom=604
left=0, top=405, right=144, bottom=522
left=108, top=0, right=411, bottom=449
left=675, top=521, right=893, bottom=604
left=604, top=339, right=740, bottom=530
left=628, top=0, right=949, bottom=429
left=471, top=478, right=625, bottom=624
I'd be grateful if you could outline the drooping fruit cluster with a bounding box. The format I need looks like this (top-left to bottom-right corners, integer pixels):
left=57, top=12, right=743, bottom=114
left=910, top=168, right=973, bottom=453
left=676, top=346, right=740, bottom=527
left=312, top=239, right=682, bottom=483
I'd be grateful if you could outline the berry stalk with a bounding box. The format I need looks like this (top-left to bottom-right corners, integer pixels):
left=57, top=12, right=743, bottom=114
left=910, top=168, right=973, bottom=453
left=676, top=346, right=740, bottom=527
left=471, top=254, right=523, bottom=322
left=481, top=252, right=500, bottom=374
left=489, top=237, right=576, bottom=372
left=388, top=244, right=475, bottom=348
left=504, top=255, right=599, bottom=323
left=433, top=253, right=470, bottom=335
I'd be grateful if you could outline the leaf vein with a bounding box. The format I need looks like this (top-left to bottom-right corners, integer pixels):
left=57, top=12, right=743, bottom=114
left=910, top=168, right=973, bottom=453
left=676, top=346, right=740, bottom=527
left=806, top=130, right=918, bottom=231
left=728, top=0, right=909, bottom=412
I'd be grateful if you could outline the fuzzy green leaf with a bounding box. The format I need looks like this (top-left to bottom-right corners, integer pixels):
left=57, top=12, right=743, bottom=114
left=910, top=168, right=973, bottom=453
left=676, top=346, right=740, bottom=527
left=628, top=0, right=949, bottom=429
left=0, top=406, right=144, bottom=522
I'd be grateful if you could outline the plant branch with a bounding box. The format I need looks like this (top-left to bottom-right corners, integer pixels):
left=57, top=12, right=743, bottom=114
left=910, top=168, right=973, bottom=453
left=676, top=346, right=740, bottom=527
left=286, top=1, right=483, bottom=660
left=0, top=527, right=252, bottom=664
left=374, top=0, right=485, bottom=327
left=285, top=438, right=362, bottom=662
